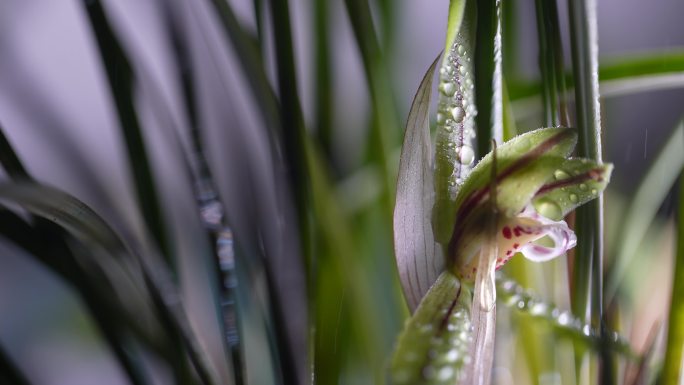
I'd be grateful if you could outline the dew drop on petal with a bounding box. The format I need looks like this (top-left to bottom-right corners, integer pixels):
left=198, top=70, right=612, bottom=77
left=554, top=170, right=570, bottom=180
left=440, top=82, right=456, bottom=96
left=569, top=194, right=578, bottom=203
left=458, top=146, right=475, bottom=165
left=579, top=183, right=588, bottom=191
left=450, top=106, right=465, bottom=122
left=536, top=199, right=562, bottom=220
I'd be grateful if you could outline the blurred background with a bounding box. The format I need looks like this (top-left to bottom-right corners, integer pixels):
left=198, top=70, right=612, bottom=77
left=0, top=0, right=682, bottom=384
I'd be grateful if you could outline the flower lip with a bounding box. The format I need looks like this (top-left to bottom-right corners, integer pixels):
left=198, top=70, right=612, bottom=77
left=453, top=205, right=577, bottom=281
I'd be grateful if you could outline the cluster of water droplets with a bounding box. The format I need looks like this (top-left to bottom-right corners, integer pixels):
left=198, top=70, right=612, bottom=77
left=436, top=36, right=477, bottom=198
left=392, top=295, right=473, bottom=384
left=496, top=272, right=627, bottom=347
left=536, top=166, right=601, bottom=220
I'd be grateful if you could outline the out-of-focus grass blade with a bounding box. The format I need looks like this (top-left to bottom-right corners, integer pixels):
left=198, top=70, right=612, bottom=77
left=0, top=209, right=153, bottom=385
left=343, top=0, right=400, bottom=212
left=312, top=0, right=334, bottom=168
left=203, top=0, right=282, bottom=146
left=509, top=51, right=684, bottom=101
left=0, top=129, right=154, bottom=384
left=306, top=140, right=386, bottom=382
left=0, top=342, right=31, bottom=385
left=389, top=272, right=472, bottom=385
left=393, top=55, right=442, bottom=312
left=0, top=182, right=214, bottom=385
left=534, top=0, right=569, bottom=127
left=160, top=3, right=247, bottom=383
left=662, top=169, right=684, bottom=384
left=606, top=121, right=684, bottom=301
left=0, top=124, right=30, bottom=179
left=79, top=0, right=171, bottom=267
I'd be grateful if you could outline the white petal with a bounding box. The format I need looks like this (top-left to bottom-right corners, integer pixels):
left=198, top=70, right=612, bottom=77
left=494, top=205, right=577, bottom=267
left=517, top=206, right=577, bottom=262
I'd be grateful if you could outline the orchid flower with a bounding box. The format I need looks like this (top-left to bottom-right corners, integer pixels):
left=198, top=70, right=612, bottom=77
left=390, top=56, right=612, bottom=385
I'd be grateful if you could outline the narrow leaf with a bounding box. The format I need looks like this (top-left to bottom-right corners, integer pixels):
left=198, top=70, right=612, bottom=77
left=394, top=55, right=442, bottom=312
left=0, top=124, right=30, bottom=179
left=662, top=168, right=684, bottom=384
left=79, top=0, right=171, bottom=266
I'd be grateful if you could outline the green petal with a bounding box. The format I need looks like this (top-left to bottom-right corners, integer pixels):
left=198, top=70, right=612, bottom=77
left=394, top=55, right=443, bottom=311
left=433, top=0, right=477, bottom=251
left=435, top=127, right=577, bottom=245
left=389, top=272, right=472, bottom=385
left=533, top=159, right=613, bottom=220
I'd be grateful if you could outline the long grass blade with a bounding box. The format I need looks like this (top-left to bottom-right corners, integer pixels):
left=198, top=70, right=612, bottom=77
left=662, top=168, right=684, bottom=384
left=343, top=0, right=400, bottom=213
left=534, top=0, right=569, bottom=127
left=79, top=0, right=171, bottom=268
left=567, top=0, right=610, bottom=383
left=160, top=4, right=247, bottom=383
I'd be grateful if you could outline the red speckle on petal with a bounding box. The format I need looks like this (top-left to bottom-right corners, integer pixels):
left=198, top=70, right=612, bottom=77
left=502, top=227, right=512, bottom=239
left=506, top=250, right=511, bottom=256
left=513, top=243, right=520, bottom=249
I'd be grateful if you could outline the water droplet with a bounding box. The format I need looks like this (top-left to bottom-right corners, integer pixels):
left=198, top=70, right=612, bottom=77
left=458, top=146, right=475, bottom=165
left=591, top=188, right=598, bottom=195
left=569, top=194, right=578, bottom=203
left=437, top=367, right=455, bottom=381
left=582, top=325, right=592, bottom=336
left=530, top=302, right=548, bottom=316
left=579, top=183, right=588, bottom=191
left=444, top=349, right=459, bottom=362
left=457, top=45, right=465, bottom=55
left=517, top=300, right=527, bottom=309
left=557, top=311, right=571, bottom=326
left=440, top=82, right=456, bottom=96
left=450, top=106, right=465, bottom=122
left=554, top=170, right=570, bottom=180
left=459, top=65, right=467, bottom=75
left=436, top=113, right=446, bottom=124
left=536, top=199, right=562, bottom=219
